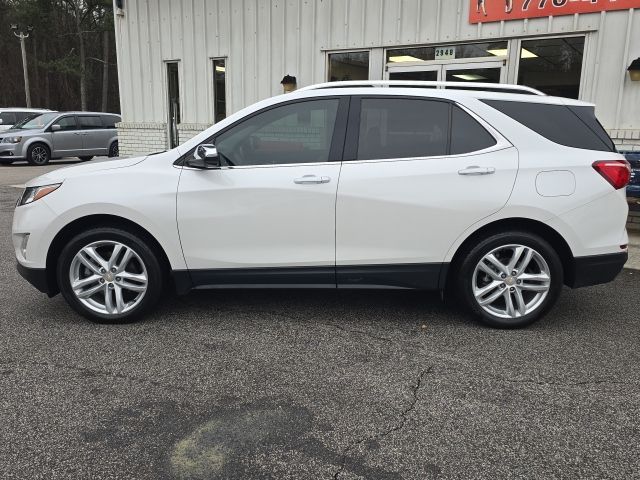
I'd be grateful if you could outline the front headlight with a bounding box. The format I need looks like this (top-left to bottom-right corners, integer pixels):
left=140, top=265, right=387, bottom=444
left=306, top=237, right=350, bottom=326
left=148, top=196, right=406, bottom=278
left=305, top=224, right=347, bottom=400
left=2, top=136, right=22, bottom=144
left=17, top=183, right=62, bottom=207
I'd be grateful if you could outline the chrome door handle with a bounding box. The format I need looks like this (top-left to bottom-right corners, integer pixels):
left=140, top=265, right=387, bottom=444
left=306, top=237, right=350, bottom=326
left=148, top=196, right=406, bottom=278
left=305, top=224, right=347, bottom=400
left=458, top=166, right=496, bottom=176
left=294, top=175, right=331, bottom=184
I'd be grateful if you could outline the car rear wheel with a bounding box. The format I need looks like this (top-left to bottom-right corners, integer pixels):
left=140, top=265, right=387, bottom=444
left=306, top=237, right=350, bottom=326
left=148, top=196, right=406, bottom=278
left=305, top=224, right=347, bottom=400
left=108, top=141, right=118, bottom=157
left=57, top=228, right=163, bottom=323
left=78, top=156, right=94, bottom=161
left=456, top=231, right=563, bottom=328
left=27, top=143, right=50, bottom=166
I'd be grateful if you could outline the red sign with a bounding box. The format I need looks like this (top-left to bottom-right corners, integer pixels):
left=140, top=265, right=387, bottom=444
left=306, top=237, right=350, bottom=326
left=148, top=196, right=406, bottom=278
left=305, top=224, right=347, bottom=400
left=469, top=0, right=640, bottom=24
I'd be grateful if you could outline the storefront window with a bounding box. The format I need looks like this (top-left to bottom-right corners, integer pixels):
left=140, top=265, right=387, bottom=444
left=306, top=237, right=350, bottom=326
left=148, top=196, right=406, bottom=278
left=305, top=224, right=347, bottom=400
left=328, top=52, right=369, bottom=82
left=386, top=41, right=508, bottom=63
left=517, top=36, right=584, bottom=99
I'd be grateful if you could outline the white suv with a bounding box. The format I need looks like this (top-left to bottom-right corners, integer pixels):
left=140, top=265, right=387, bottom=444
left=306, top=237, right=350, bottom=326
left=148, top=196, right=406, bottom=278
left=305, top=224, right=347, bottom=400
left=12, top=81, right=630, bottom=327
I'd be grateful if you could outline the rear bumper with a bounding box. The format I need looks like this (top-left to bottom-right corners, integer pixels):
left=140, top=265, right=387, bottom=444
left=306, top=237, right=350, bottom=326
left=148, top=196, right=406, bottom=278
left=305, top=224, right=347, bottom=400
left=16, top=262, right=55, bottom=296
left=566, top=252, right=628, bottom=288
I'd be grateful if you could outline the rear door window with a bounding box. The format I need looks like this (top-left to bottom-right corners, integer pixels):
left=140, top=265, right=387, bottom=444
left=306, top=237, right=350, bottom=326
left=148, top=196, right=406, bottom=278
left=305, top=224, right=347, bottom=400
left=79, top=115, right=103, bottom=129
left=482, top=99, right=615, bottom=152
left=357, top=98, right=449, bottom=160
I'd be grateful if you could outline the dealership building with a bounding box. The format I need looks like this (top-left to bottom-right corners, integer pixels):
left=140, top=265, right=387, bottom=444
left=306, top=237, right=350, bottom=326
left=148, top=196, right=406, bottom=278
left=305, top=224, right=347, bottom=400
left=112, top=0, right=640, bottom=156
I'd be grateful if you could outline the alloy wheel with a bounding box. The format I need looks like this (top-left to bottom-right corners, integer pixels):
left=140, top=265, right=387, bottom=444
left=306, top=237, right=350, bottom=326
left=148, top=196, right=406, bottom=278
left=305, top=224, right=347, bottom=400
left=472, top=244, right=551, bottom=320
left=31, top=146, right=48, bottom=164
left=69, top=240, right=148, bottom=315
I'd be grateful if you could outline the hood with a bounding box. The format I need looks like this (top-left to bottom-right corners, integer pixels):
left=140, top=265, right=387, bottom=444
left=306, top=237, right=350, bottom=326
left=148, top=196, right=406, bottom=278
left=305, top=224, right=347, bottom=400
left=0, top=128, right=32, bottom=136
left=25, top=155, right=148, bottom=187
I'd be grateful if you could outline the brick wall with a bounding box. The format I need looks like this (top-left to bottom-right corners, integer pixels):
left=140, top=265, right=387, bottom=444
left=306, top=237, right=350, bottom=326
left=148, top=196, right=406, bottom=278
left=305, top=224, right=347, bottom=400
left=609, top=129, right=640, bottom=151
left=116, top=122, right=210, bottom=157
left=116, top=122, right=167, bottom=157
left=177, top=123, right=210, bottom=144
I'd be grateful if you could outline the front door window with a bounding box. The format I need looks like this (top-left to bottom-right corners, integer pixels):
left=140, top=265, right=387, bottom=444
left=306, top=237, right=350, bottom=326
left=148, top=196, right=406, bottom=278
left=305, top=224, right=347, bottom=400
left=213, top=99, right=340, bottom=166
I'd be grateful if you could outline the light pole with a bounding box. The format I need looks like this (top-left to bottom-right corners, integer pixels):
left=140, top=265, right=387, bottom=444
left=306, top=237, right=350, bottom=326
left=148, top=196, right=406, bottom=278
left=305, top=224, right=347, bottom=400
left=10, top=24, right=33, bottom=108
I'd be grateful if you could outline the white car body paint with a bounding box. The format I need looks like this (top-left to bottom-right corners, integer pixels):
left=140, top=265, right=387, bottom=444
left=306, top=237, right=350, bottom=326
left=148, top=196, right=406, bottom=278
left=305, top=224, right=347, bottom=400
left=12, top=85, right=629, bottom=292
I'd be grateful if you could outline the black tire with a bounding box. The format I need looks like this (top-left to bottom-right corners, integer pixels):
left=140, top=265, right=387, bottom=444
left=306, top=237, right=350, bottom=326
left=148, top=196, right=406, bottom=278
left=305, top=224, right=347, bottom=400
left=27, top=143, right=51, bottom=166
left=455, top=231, right=563, bottom=328
left=108, top=141, right=119, bottom=157
left=78, top=156, right=94, bottom=161
left=57, top=227, right=164, bottom=324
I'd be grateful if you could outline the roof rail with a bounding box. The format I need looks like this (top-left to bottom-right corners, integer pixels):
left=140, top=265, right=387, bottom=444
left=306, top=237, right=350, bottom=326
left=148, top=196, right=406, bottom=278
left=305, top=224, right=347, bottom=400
left=298, top=80, right=546, bottom=96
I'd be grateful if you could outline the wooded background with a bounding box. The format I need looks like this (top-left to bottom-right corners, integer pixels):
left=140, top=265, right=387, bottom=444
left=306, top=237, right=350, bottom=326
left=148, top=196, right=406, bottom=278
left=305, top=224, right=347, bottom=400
left=0, top=0, right=120, bottom=113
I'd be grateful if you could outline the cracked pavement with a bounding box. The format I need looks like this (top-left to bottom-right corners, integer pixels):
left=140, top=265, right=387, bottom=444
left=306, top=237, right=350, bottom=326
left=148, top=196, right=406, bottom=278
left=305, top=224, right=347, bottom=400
left=1, top=166, right=640, bottom=479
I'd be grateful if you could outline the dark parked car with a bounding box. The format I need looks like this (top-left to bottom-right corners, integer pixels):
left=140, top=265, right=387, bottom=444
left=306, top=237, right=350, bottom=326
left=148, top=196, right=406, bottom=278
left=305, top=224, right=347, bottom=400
left=622, top=152, right=640, bottom=198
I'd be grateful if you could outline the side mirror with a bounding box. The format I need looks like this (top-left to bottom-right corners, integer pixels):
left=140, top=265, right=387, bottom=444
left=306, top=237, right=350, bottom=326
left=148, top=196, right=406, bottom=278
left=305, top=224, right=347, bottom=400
left=51, top=124, right=61, bottom=132
left=185, top=144, right=221, bottom=169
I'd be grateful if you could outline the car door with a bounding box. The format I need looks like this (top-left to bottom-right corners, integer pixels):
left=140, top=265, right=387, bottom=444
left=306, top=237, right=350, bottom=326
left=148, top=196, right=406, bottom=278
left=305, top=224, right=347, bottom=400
left=50, top=115, right=83, bottom=156
left=335, top=96, right=518, bottom=289
left=77, top=115, right=109, bottom=155
left=176, top=97, right=348, bottom=286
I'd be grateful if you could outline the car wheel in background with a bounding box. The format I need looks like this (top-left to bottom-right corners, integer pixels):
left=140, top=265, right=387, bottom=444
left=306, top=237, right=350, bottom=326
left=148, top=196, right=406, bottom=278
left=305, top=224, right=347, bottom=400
left=456, top=231, right=563, bottom=328
left=108, top=141, right=119, bottom=157
left=27, top=143, right=50, bottom=166
left=57, top=227, right=164, bottom=323
left=79, top=156, right=94, bottom=161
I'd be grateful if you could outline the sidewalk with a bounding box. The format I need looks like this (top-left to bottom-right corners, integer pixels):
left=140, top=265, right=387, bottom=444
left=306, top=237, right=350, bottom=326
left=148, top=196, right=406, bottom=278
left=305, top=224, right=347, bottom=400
left=627, top=232, right=640, bottom=270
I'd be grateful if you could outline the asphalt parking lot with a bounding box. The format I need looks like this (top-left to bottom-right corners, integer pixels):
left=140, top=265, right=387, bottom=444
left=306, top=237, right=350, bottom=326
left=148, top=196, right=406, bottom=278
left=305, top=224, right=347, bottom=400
left=1, top=162, right=639, bottom=479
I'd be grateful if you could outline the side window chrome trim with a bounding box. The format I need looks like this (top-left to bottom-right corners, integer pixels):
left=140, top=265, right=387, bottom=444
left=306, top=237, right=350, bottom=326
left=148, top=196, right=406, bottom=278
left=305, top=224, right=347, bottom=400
left=340, top=145, right=514, bottom=165
left=180, top=160, right=340, bottom=171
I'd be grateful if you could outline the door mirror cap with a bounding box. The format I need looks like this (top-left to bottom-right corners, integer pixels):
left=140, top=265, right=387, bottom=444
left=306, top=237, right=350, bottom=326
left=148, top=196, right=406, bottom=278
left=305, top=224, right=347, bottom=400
left=186, top=144, right=221, bottom=169
left=51, top=124, right=61, bottom=132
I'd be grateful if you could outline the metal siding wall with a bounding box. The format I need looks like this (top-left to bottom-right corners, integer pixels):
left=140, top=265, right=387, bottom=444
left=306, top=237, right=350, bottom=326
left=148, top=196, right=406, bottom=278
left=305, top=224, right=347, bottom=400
left=114, top=0, right=639, bottom=131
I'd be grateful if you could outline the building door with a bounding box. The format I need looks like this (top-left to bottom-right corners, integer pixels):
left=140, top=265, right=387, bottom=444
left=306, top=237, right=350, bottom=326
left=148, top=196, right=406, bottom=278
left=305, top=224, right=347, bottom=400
left=388, top=64, right=439, bottom=81
left=443, top=61, right=505, bottom=83
left=166, top=62, right=180, bottom=149
left=387, top=59, right=505, bottom=84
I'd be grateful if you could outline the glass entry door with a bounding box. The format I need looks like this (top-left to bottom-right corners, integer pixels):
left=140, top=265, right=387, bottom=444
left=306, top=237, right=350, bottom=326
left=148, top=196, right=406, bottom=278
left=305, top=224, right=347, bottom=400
left=388, top=65, right=439, bottom=81
left=443, top=61, right=504, bottom=83
left=387, top=60, right=504, bottom=84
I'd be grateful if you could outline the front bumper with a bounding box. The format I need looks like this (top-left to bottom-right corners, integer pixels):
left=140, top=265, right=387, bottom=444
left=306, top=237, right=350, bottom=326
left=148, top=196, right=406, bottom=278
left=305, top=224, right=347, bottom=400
left=566, top=252, right=628, bottom=288
left=0, top=143, right=24, bottom=160
left=16, top=262, right=55, bottom=296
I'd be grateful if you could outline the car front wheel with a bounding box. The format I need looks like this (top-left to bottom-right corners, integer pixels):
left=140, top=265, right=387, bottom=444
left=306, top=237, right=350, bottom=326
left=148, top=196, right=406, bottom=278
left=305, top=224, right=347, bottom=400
left=456, top=231, right=563, bottom=328
left=57, top=228, right=163, bottom=323
left=27, top=143, right=50, bottom=166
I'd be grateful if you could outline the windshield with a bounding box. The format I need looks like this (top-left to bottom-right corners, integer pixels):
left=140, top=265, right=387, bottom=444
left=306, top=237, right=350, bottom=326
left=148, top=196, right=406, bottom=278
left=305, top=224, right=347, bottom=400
left=13, top=112, right=58, bottom=130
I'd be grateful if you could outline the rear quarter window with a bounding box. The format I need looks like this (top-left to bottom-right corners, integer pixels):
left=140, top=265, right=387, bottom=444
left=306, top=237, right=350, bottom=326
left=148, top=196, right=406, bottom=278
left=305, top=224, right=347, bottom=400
left=482, top=100, right=615, bottom=152
left=450, top=105, right=497, bottom=155
left=101, top=115, right=120, bottom=128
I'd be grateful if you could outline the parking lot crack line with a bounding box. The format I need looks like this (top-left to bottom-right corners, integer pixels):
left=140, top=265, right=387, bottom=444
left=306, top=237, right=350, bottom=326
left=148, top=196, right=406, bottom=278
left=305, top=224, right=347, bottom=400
left=333, top=367, right=433, bottom=479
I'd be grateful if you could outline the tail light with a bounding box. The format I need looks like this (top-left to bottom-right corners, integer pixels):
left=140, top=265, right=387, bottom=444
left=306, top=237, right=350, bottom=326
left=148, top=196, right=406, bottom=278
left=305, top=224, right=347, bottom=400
left=592, top=160, right=631, bottom=190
